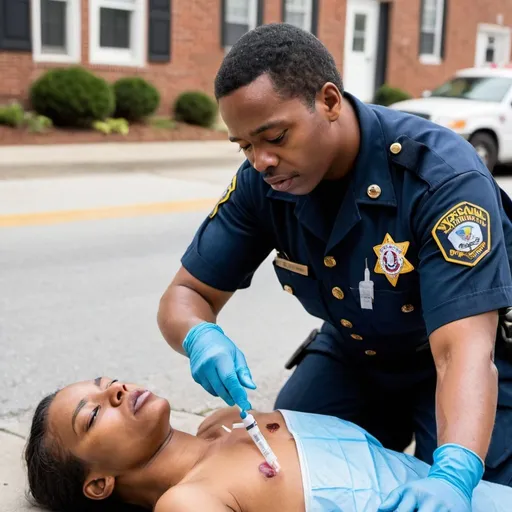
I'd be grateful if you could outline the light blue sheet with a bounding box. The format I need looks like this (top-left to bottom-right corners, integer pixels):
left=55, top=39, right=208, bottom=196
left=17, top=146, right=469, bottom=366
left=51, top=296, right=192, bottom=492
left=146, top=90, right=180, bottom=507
left=279, top=409, right=512, bottom=512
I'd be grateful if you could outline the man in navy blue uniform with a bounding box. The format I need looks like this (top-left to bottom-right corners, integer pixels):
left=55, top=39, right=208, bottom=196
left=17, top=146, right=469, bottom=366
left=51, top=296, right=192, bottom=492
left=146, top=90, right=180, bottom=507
left=157, top=24, right=512, bottom=510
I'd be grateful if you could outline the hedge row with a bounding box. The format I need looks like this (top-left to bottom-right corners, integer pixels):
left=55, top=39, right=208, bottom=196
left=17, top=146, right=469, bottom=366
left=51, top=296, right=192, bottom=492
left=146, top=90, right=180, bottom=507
left=28, top=66, right=218, bottom=129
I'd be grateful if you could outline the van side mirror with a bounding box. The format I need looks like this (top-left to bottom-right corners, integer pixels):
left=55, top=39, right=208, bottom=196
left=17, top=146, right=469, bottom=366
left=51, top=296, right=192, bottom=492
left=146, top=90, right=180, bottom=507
left=422, top=90, right=432, bottom=98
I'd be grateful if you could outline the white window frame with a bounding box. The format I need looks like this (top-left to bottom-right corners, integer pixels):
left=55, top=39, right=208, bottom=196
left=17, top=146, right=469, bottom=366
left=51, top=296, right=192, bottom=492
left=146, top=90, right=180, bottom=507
left=89, top=0, right=146, bottom=67
left=419, top=0, right=445, bottom=65
left=31, top=0, right=81, bottom=63
left=474, top=23, right=512, bottom=67
left=283, top=0, right=313, bottom=32
left=224, top=0, right=258, bottom=53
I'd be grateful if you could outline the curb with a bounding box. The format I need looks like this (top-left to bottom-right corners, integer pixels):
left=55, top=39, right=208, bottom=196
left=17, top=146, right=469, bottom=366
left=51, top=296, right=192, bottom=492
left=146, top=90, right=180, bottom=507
left=0, top=141, right=245, bottom=180
left=0, top=156, right=244, bottom=180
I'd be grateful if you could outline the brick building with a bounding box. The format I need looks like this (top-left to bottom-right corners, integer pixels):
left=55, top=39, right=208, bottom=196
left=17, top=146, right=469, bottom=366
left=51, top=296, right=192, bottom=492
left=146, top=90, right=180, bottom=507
left=0, top=0, right=511, bottom=111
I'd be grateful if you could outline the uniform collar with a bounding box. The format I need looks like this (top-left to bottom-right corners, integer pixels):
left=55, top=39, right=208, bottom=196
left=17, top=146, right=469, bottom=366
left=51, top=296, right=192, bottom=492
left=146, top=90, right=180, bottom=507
left=266, top=93, right=397, bottom=249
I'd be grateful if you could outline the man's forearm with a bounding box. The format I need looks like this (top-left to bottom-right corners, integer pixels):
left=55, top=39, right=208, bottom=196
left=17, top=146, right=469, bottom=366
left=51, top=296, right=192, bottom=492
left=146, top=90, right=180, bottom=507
left=157, top=284, right=217, bottom=355
left=435, top=346, right=498, bottom=459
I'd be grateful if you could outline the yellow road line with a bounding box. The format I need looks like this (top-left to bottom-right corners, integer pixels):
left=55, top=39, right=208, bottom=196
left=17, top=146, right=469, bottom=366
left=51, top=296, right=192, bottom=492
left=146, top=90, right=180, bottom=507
left=0, top=198, right=217, bottom=227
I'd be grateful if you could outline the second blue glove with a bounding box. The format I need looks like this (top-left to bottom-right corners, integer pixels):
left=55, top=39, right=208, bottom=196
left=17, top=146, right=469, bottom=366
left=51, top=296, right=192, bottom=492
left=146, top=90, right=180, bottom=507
left=182, top=322, right=256, bottom=410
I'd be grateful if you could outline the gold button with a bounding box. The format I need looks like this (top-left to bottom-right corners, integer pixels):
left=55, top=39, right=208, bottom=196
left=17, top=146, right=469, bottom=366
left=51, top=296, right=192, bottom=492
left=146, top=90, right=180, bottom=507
left=390, top=142, right=402, bottom=154
left=324, top=256, right=337, bottom=268
left=283, top=285, right=294, bottom=294
left=365, top=350, right=377, bottom=356
left=367, top=184, right=381, bottom=199
left=332, top=287, right=344, bottom=300
left=351, top=334, right=363, bottom=340
left=401, top=304, right=414, bottom=313
left=341, top=319, right=353, bottom=329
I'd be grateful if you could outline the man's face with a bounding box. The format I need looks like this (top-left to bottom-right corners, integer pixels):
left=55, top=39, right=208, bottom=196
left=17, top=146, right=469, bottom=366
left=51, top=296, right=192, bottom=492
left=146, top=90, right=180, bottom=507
left=219, top=74, right=342, bottom=195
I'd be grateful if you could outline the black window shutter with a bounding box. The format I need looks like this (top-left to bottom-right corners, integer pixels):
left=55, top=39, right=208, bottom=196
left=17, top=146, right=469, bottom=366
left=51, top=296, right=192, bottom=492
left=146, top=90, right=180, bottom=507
left=220, top=0, right=227, bottom=47
left=311, top=0, right=319, bottom=35
left=257, top=0, right=264, bottom=26
left=148, top=0, right=171, bottom=62
left=0, top=0, right=31, bottom=51
left=418, top=0, right=425, bottom=56
left=440, top=0, right=448, bottom=59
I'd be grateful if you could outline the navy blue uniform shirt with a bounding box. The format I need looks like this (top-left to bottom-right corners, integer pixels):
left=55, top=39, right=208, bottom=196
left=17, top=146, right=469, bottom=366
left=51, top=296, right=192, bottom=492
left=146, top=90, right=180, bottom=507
left=181, top=93, right=512, bottom=357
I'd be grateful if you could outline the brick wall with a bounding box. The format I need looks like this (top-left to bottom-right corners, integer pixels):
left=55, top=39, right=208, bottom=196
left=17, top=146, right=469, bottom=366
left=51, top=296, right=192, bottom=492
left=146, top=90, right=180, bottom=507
left=386, top=0, right=512, bottom=97
left=1, top=0, right=510, bottom=110
left=0, top=0, right=227, bottom=113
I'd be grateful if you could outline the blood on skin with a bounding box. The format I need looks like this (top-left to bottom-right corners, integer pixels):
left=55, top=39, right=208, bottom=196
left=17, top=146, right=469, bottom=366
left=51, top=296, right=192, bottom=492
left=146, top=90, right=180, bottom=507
left=258, top=462, right=277, bottom=478
left=266, top=423, right=280, bottom=433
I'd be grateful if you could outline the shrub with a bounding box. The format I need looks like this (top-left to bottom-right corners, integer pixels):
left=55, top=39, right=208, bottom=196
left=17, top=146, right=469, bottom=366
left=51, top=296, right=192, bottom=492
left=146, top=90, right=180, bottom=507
left=0, top=102, right=25, bottom=127
left=113, top=77, right=160, bottom=121
left=173, top=91, right=218, bottom=128
left=373, top=84, right=412, bottom=106
left=92, top=118, right=130, bottom=135
left=24, top=112, right=53, bottom=133
left=29, top=67, right=115, bottom=127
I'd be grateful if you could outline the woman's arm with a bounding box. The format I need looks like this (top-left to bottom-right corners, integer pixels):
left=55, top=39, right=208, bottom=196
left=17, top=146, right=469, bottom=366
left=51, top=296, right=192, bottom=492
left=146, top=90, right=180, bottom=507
left=155, top=485, right=235, bottom=511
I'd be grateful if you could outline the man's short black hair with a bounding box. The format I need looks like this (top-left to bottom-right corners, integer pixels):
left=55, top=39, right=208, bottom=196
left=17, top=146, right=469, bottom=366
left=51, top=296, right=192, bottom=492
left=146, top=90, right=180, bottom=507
left=214, top=23, right=344, bottom=109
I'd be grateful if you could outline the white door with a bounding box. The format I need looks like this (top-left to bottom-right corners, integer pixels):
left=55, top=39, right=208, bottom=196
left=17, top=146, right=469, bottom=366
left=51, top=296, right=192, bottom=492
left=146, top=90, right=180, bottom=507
left=343, top=0, right=380, bottom=102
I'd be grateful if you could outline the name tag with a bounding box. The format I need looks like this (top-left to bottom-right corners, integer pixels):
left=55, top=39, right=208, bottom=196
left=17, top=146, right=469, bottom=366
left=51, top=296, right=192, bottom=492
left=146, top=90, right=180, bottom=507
left=274, top=256, right=309, bottom=276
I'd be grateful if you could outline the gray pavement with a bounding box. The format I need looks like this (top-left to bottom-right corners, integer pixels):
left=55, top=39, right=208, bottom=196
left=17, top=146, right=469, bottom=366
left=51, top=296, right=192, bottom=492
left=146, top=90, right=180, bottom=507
left=0, top=157, right=318, bottom=511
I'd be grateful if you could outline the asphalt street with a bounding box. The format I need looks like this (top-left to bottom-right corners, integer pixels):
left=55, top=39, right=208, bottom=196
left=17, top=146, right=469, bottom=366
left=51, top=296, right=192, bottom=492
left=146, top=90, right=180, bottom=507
left=1, top=165, right=512, bottom=425
left=0, top=165, right=319, bottom=423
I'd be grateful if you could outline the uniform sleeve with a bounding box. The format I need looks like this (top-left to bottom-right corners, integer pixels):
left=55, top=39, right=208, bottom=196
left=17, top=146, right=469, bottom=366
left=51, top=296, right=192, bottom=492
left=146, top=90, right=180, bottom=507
left=413, top=169, right=512, bottom=335
left=180, top=162, right=274, bottom=292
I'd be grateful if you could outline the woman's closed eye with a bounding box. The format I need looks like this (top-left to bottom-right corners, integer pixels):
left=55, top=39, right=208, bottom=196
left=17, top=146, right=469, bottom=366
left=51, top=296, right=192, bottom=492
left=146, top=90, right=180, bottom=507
left=86, top=379, right=119, bottom=431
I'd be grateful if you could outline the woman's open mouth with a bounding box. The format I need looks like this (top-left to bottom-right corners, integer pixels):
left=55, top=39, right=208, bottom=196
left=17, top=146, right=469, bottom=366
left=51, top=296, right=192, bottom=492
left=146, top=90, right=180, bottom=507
left=131, top=390, right=152, bottom=414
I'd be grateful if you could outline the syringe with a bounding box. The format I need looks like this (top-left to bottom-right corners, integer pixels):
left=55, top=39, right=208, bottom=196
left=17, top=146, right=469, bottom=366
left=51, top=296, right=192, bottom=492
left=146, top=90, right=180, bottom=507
left=240, top=411, right=281, bottom=473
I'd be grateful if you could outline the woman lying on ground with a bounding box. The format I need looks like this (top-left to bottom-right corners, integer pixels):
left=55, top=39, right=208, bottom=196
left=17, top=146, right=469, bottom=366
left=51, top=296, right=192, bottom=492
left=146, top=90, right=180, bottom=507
left=25, top=376, right=511, bottom=512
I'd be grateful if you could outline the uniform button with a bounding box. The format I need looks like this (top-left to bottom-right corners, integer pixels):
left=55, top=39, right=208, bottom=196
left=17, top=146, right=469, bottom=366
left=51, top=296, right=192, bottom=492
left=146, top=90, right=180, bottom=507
left=401, top=304, right=414, bottom=313
left=351, top=334, right=363, bottom=340
left=324, top=256, right=337, bottom=268
left=341, top=319, right=353, bottom=328
left=283, top=285, right=294, bottom=294
left=332, top=287, right=344, bottom=300
left=367, top=184, right=381, bottom=199
left=365, top=350, right=377, bottom=356
left=390, top=142, right=402, bottom=154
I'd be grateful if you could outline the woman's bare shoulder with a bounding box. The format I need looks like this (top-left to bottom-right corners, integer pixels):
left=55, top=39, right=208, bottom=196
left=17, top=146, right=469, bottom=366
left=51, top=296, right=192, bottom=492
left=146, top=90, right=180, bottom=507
left=155, top=484, right=237, bottom=512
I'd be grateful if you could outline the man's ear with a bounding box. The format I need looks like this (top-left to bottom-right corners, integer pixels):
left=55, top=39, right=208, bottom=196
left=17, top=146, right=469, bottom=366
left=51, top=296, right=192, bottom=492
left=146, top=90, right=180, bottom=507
left=317, top=82, right=342, bottom=121
left=83, top=475, right=115, bottom=501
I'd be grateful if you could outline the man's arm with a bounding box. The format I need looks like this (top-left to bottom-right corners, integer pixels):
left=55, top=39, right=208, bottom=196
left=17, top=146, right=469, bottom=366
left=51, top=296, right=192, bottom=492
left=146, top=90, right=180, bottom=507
left=155, top=485, right=235, bottom=512
left=157, top=266, right=234, bottom=355
left=429, top=310, right=498, bottom=459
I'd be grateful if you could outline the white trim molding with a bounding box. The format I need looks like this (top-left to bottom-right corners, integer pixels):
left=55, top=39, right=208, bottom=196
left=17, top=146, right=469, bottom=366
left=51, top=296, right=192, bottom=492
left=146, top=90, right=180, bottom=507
left=89, top=0, right=146, bottom=67
left=31, top=0, right=81, bottom=63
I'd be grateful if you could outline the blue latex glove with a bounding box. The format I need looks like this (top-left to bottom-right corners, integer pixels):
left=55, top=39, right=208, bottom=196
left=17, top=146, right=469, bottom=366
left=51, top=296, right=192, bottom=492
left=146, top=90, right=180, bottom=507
left=182, top=322, right=256, bottom=410
left=378, top=443, right=485, bottom=512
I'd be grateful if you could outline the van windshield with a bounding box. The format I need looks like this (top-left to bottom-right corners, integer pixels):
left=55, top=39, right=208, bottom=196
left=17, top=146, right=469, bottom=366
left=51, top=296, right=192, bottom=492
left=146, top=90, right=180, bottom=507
left=430, top=76, right=512, bottom=102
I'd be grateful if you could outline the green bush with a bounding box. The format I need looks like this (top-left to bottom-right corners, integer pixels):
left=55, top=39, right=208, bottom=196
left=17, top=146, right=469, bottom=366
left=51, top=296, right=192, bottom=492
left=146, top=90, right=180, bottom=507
left=373, top=84, right=412, bottom=106
left=0, top=102, right=25, bottom=127
left=29, top=67, right=115, bottom=127
left=173, top=91, right=218, bottom=128
left=24, top=112, right=53, bottom=133
left=113, top=77, right=160, bottom=121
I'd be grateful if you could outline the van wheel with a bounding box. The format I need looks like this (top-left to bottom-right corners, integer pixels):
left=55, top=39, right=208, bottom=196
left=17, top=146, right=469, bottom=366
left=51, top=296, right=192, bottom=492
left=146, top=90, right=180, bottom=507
left=469, top=132, right=498, bottom=173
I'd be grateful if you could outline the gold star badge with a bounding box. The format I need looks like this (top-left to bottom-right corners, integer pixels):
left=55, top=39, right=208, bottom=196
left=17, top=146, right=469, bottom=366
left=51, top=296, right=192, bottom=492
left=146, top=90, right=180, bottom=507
left=373, top=233, right=414, bottom=287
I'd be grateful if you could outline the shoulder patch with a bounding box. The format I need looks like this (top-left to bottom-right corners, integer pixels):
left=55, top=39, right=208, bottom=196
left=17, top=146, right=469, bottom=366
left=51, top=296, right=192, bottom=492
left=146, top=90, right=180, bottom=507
left=431, top=201, right=491, bottom=266
left=209, top=175, right=237, bottom=219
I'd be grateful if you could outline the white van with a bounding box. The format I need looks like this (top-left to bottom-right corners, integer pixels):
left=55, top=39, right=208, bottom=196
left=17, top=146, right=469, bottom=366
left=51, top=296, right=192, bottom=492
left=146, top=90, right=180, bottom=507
left=389, top=66, right=512, bottom=172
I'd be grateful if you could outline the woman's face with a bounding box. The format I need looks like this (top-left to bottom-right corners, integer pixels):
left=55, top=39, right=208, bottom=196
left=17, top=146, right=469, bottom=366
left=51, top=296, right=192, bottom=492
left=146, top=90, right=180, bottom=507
left=48, top=377, right=172, bottom=474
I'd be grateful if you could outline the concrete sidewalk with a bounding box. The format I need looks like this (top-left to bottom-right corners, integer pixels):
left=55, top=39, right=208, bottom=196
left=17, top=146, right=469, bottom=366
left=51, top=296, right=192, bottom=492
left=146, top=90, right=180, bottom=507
left=0, top=140, right=244, bottom=179
left=0, top=410, right=207, bottom=512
